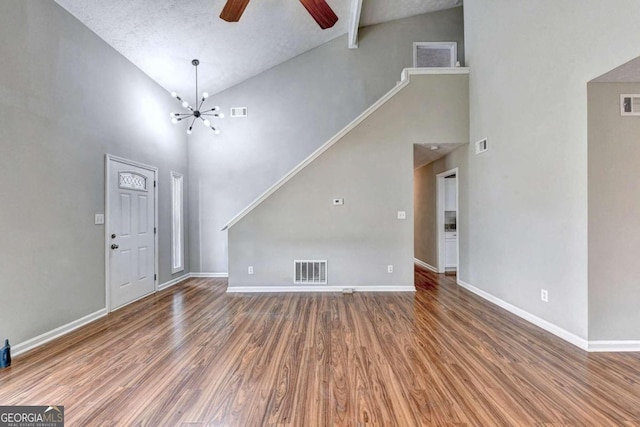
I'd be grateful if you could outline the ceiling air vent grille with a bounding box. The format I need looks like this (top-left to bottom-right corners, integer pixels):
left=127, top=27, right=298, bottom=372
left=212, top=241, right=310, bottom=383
left=294, top=260, right=327, bottom=285
left=621, top=95, right=640, bottom=116
left=414, top=42, right=457, bottom=68
left=230, top=107, right=248, bottom=118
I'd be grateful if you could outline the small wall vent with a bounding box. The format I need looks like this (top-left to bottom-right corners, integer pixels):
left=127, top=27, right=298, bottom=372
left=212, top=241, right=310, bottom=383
left=413, top=42, right=457, bottom=68
left=620, top=95, right=640, bottom=116
left=230, top=107, right=248, bottom=118
left=294, top=260, right=327, bottom=285
left=475, top=138, right=488, bottom=155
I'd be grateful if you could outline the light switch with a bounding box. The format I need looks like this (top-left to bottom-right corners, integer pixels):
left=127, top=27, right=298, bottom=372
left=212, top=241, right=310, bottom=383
left=333, top=198, right=344, bottom=206
left=95, top=214, right=104, bottom=225
left=397, top=211, right=406, bottom=220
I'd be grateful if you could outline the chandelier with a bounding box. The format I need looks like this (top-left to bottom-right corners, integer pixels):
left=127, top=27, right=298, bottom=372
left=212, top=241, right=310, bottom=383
left=170, top=59, right=224, bottom=134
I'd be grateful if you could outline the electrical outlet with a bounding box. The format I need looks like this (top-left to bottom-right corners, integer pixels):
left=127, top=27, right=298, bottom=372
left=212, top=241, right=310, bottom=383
left=248, top=266, right=254, bottom=275
left=541, top=289, right=548, bottom=302
left=397, top=211, right=406, bottom=220
left=333, top=198, right=344, bottom=206
left=387, top=265, right=394, bottom=273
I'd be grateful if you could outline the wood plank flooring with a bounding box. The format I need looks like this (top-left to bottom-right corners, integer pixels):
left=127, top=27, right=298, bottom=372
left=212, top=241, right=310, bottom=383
left=2, top=268, right=640, bottom=426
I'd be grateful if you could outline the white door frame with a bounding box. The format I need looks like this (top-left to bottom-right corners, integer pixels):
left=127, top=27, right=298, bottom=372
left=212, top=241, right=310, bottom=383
left=436, top=167, right=459, bottom=273
left=105, top=154, right=159, bottom=312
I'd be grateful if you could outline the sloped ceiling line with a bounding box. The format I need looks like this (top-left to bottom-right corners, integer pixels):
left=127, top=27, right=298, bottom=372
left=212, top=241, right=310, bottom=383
left=54, top=0, right=462, bottom=96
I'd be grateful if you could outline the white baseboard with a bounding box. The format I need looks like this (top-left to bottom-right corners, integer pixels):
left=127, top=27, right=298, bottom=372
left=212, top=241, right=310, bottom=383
left=414, top=258, right=438, bottom=273
left=158, top=273, right=191, bottom=291
left=456, top=279, right=589, bottom=351
left=11, top=272, right=230, bottom=357
left=227, top=285, right=416, bottom=293
left=13, top=308, right=108, bottom=356
left=587, top=341, right=640, bottom=352
left=190, top=272, right=228, bottom=278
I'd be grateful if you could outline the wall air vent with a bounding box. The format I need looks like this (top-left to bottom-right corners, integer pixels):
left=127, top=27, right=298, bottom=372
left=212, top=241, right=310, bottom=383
left=620, top=95, right=640, bottom=116
left=475, top=138, right=488, bottom=155
left=230, top=107, right=248, bottom=118
left=413, top=42, right=457, bottom=68
left=294, top=260, right=327, bottom=285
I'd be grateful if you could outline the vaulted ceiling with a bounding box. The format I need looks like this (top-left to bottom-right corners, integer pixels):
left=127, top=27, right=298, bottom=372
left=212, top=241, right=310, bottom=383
left=54, top=0, right=461, bottom=98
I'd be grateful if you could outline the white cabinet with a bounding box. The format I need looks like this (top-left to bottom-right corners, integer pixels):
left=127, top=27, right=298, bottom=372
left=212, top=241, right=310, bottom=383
left=445, top=233, right=457, bottom=268
left=444, top=178, right=457, bottom=211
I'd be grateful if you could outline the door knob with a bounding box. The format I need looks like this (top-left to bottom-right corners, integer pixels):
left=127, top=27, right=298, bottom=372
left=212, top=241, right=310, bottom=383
left=111, top=244, right=119, bottom=250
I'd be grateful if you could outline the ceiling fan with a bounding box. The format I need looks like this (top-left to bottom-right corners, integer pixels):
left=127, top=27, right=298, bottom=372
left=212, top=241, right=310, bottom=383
left=220, top=0, right=339, bottom=29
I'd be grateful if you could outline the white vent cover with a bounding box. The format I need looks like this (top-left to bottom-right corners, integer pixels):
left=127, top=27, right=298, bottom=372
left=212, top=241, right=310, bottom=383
left=294, top=260, right=327, bottom=285
left=475, top=138, right=488, bottom=155
left=621, top=95, right=640, bottom=116
left=230, top=107, right=248, bottom=118
left=414, top=42, right=457, bottom=68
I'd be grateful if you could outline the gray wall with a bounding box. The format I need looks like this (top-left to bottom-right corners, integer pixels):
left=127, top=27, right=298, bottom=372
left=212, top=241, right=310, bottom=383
left=462, top=0, right=640, bottom=339
left=588, top=81, right=640, bottom=340
left=228, top=74, right=469, bottom=288
left=188, top=8, right=465, bottom=274
left=0, top=1, right=188, bottom=346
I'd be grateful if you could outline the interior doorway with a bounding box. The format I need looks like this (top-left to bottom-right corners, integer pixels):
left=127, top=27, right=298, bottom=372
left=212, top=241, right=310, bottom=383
left=436, top=168, right=458, bottom=273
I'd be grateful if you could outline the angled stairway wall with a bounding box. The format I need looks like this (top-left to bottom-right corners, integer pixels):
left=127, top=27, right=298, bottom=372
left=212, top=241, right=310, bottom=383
left=187, top=8, right=465, bottom=275
left=225, top=70, right=469, bottom=290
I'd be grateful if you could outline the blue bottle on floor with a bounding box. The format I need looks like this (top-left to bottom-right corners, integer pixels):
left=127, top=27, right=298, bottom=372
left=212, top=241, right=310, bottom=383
left=0, top=339, right=10, bottom=368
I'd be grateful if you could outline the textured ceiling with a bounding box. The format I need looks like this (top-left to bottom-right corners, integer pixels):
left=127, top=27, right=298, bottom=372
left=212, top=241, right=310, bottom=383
left=414, top=143, right=465, bottom=169
left=54, top=0, right=461, bottom=98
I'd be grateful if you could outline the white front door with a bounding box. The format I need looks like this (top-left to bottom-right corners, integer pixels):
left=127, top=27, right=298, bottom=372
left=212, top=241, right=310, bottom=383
left=107, top=157, right=156, bottom=310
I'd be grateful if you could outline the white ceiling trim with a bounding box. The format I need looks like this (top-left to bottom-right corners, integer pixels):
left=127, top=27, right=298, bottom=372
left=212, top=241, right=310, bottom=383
left=348, top=0, right=363, bottom=49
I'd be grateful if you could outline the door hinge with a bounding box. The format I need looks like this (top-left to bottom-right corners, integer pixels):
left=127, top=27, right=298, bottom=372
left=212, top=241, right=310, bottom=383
left=154, top=227, right=157, bottom=234
left=154, top=274, right=157, bottom=281
left=154, top=180, right=156, bottom=188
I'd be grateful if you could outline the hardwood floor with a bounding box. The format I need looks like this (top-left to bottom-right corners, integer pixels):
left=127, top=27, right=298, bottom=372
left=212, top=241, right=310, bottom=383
left=2, top=268, right=640, bottom=426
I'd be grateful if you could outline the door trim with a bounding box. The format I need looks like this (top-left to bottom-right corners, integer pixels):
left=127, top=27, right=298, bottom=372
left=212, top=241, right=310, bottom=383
left=105, top=154, right=159, bottom=313
left=436, top=167, right=459, bottom=274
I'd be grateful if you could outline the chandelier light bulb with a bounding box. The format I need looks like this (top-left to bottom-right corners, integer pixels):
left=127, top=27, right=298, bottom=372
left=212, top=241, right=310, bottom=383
left=171, top=118, right=178, bottom=124
left=202, top=92, right=209, bottom=99
left=169, top=112, right=176, bottom=118
left=171, top=91, right=178, bottom=98
left=213, top=128, right=220, bottom=135
left=203, top=119, right=211, bottom=127
left=181, top=101, right=189, bottom=108
left=187, top=127, right=193, bottom=135
left=218, top=113, right=225, bottom=119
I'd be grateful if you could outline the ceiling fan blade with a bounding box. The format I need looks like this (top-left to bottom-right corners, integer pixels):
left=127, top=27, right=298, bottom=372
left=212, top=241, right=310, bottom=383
left=299, top=0, right=339, bottom=29
left=220, top=0, right=251, bottom=22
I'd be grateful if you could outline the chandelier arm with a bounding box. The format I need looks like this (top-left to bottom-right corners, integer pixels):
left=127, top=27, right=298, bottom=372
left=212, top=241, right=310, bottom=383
left=198, top=97, right=206, bottom=111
